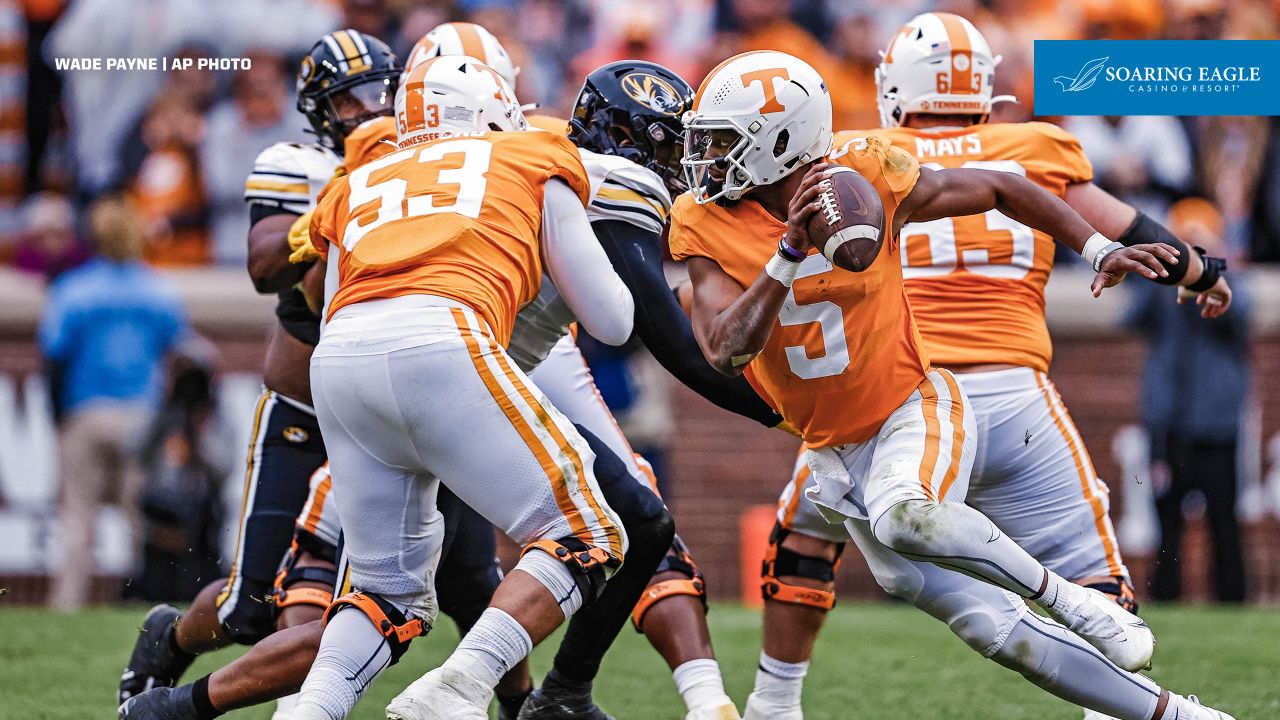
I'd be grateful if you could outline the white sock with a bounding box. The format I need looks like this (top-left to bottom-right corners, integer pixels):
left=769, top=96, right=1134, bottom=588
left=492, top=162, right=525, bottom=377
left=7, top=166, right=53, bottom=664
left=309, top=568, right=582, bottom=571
left=673, top=658, right=732, bottom=712
left=270, top=693, right=299, bottom=720
left=1157, top=693, right=1209, bottom=720
left=515, top=548, right=583, bottom=617
left=294, top=608, right=392, bottom=720
left=1036, top=570, right=1076, bottom=611
left=753, top=652, right=808, bottom=707
left=444, top=608, right=533, bottom=688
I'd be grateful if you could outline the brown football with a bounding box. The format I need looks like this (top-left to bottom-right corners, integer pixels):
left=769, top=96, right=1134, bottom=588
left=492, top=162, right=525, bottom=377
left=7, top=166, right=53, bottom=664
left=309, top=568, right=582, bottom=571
left=805, top=166, right=885, bottom=272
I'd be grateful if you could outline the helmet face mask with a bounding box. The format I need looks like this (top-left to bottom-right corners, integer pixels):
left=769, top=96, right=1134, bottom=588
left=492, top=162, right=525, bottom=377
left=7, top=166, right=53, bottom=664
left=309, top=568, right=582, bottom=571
left=568, top=61, right=694, bottom=195
left=680, top=51, right=833, bottom=205
left=297, top=30, right=401, bottom=153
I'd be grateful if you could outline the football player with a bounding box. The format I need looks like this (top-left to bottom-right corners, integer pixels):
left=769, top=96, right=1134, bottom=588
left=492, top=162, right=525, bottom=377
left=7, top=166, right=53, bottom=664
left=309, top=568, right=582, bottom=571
left=117, top=31, right=535, bottom=720
left=293, top=55, right=643, bottom=720
left=673, top=50, right=1232, bottom=720
left=116, top=27, right=399, bottom=708
left=745, top=15, right=1234, bottom=720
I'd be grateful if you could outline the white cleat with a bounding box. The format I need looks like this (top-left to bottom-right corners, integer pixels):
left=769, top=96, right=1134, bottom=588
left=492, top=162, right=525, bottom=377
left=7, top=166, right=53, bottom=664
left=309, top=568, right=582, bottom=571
left=686, top=700, right=742, bottom=720
left=742, top=691, right=802, bottom=720
left=386, top=667, right=491, bottom=720
left=1082, top=709, right=1120, bottom=720
left=270, top=693, right=298, bottom=720
left=1043, top=587, right=1155, bottom=672
left=1182, top=694, right=1236, bottom=720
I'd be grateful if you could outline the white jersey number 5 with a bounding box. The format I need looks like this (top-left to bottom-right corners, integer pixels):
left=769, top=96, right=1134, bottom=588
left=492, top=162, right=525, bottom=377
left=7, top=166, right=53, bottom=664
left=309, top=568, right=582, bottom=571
left=780, top=254, right=850, bottom=380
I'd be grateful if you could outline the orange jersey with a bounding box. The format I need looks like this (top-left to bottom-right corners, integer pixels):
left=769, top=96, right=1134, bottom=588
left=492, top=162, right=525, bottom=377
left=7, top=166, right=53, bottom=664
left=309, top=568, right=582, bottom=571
left=859, top=122, right=1093, bottom=372
left=310, top=130, right=591, bottom=344
left=526, top=114, right=570, bottom=136
left=669, top=135, right=930, bottom=446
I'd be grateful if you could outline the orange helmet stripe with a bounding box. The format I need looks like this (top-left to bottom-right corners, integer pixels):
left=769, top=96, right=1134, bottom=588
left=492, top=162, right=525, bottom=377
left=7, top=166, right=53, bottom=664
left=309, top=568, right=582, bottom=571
left=693, top=50, right=773, bottom=109
left=451, top=22, right=489, bottom=63
left=936, top=13, right=974, bottom=95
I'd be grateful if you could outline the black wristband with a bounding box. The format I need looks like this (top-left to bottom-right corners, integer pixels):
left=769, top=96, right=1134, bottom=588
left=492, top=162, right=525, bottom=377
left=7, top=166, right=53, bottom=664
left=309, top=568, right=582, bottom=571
left=1186, top=247, right=1227, bottom=292
left=1117, top=211, right=1191, bottom=286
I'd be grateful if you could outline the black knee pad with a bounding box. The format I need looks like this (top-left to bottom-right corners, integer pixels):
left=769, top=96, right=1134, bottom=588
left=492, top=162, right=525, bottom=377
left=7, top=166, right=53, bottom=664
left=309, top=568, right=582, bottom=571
left=762, top=523, right=846, bottom=610
left=272, top=541, right=338, bottom=614
left=631, top=534, right=707, bottom=631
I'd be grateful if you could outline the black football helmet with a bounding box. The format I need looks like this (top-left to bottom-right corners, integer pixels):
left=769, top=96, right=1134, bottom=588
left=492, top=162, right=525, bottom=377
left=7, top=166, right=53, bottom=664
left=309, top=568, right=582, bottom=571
left=297, top=30, right=400, bottom=153
left=569, top=61, right=694, bottom=194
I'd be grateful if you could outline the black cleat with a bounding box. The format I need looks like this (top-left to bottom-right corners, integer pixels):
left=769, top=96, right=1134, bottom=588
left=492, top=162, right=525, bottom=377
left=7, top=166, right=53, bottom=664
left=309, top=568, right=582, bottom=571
left=118, top=685, right=198, bottom=720
left=119, top=604, right=196, bottom=705
left=516, top=670, right=614, bottom=720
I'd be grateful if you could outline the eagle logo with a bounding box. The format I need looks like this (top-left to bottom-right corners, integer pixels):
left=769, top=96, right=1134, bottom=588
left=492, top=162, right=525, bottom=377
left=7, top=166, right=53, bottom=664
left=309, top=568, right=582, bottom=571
left=620, top=72, right=684, bottom=116
left=1054, top=57, right=1108, bottom=92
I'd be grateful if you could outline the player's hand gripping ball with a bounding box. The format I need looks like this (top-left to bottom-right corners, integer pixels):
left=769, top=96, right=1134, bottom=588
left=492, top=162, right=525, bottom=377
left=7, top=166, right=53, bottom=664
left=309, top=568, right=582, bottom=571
left=806, top=167, right=885, bottom=272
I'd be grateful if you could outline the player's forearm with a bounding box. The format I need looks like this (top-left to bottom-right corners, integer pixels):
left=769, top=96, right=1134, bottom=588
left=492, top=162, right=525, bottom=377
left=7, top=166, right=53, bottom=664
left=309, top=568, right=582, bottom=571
left=247, top=213, right=305, bottom=293
left=698, top=273, right=790, bottom=377
left=988, top=172, right=1098, bottom=251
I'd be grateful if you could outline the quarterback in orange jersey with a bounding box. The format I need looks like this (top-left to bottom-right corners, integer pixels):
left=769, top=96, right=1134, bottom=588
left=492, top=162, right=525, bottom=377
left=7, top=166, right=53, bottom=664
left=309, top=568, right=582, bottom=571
left=750, top=14, right=1236, bottom=720
left=290, top=56, right=649, bottom=720
left=674, top=50, right=1232, bottom=720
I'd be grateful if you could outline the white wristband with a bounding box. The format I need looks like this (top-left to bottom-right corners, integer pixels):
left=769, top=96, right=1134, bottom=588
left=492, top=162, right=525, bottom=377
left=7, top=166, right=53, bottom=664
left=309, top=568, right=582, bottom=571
left=765, top=253, right=799, bottom=287
left=1080, top=233, right=1112, bottom=266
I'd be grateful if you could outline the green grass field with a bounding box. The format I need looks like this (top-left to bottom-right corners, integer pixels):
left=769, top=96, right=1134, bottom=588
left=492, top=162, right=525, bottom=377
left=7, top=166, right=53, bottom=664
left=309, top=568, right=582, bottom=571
left=1, top=602, right=1276, bottom=719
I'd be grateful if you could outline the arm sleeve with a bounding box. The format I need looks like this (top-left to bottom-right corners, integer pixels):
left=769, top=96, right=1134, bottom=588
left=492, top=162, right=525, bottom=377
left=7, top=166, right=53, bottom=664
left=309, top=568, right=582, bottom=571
left=541, top=179, right=634, bottom=346
left=594, top=220, right=782, bottom=427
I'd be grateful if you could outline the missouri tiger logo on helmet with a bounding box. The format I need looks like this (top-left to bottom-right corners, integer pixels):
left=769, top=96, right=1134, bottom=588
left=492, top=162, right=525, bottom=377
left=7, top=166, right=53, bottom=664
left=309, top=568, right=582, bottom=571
left=619, top=72, right=685, bottom=116
left=296, top=30, right=400, bottom=152
left=875, top=12, right=1016, bottom=127
left=681, top=51, right=833, bottom=204
left=404, top=22, right=519, bottom=92
left=395, top=56, right=526, bottom=149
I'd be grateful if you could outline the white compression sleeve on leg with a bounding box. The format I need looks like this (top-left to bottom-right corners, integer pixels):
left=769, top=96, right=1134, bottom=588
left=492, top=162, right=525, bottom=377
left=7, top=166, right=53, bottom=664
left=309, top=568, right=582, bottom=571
left=294, top=607, right=393, bottom=720
left=516, top=546, right=585, bottom=617
left=993, top=613, right=1164, bottom=720
left=753, top=652, right=809, bottom=707
left=672, top=658, right=733, bottom=713
left=541, top=178, right=635, bottom=346
left=444, top=607, right=533, bottom=689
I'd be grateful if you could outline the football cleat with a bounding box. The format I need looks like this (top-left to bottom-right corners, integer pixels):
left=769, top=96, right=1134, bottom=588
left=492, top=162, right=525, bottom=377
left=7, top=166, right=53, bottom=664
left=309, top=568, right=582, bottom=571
left=743, top=691, right=802, bottom=720
left=686, top=700, right=742, bottom=720
left=118, top=604, right=195, bottom=705
left=386, top=667, right=491, bottom=720
left=118, top=686, right=197, bottom=720
left=516, top=670, right=614, bottom=720
left=1042, top=587, right=1155, bottom=672
left=1082, top=710, right=1120, bottom=720
left=1183, top=694, right=1236, bottom=720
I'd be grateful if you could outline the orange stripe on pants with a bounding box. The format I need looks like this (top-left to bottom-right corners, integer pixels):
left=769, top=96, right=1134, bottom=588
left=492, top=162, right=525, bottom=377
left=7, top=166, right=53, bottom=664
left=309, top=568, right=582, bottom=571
left=491, top=348, right=623, bottom=558
left=1036, top=372, right=1123, bottom=576
left=935, top=370, right=968, bottom=501
left=780, top=464, right=811, bottom=529
left=451, top=309, right=592, bottom=545
left=302, top=472, right=332, bottom=535
left=916, top=378, right=942, bottom=502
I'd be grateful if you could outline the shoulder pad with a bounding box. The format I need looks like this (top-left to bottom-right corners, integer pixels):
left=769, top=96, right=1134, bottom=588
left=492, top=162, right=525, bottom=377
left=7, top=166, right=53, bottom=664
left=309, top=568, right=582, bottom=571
left=245, top=142, right=342, bottom=213
left=580, top=149, right=671, bottom=235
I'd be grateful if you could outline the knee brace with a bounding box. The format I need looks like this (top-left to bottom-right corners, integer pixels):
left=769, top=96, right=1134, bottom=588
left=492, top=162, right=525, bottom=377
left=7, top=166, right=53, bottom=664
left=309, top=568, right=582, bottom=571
left=761, top=523, right=845, bottom=611
left=1085, top=577, right=1140, bottom=615
left=631, top=535, right=707, bottom=632
left=273, top=541, right=339, bottom=613
left=323, top=592, right=428, bottom=664
left=522, top=535, right=620, bottom=608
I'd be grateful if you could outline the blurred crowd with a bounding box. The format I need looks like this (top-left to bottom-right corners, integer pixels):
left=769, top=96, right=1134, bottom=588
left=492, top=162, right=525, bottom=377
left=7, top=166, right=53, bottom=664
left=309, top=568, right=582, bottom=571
left=2, top=0, right=1280, bottom=270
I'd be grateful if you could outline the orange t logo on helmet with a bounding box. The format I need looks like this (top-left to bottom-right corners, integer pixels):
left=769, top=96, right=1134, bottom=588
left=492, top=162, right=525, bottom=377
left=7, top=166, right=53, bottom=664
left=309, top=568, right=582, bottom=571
left=741, top=68, right=791, bottom=113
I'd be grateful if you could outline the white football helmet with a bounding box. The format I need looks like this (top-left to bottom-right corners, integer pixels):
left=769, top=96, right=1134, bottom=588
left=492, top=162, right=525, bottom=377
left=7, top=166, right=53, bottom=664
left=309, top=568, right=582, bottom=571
left=404, top=22, right=519, bottom=91
left=394, top=56, right=526, bottom=149
left=681, top=51, right=833, bottom=204
left=875, top=12, right=1015, bottom=128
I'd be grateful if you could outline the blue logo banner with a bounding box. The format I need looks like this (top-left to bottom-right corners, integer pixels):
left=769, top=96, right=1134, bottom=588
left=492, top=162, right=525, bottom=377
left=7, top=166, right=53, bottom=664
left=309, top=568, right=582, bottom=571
left=1034, top=41, right=1278, bottom=116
